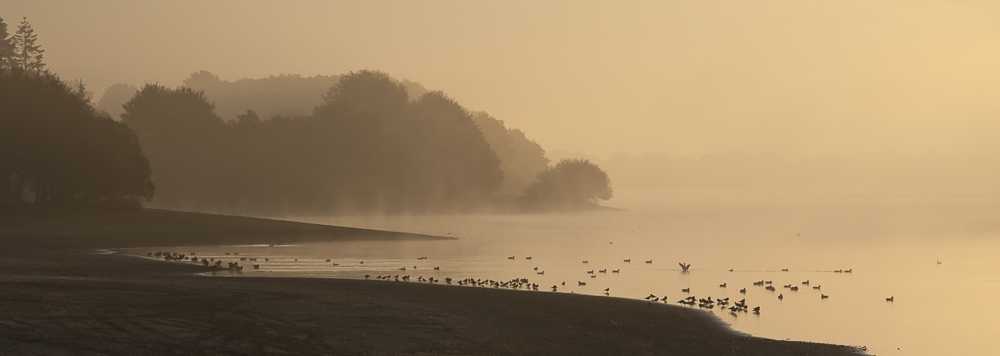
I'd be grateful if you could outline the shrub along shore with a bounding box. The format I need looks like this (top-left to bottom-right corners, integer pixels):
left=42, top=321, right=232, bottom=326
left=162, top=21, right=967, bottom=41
left=0, top=209, right=865, bottom=355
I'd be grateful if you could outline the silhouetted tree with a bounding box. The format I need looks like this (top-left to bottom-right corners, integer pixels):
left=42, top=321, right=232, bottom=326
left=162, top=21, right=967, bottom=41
left=121, top=84, right=227, bottom=209
left=94, top=83, right=139, bottom=119
left=473, top=112, right=549, bottom=194
left=524, top=159, right=613, bottom=210
left=0, top=17, right=14, bottom=69
left=0, top=69, right=154, bottom=208
left=11, top=17, right=44, bottom=71
left=122, top=69, right=506, bottom=214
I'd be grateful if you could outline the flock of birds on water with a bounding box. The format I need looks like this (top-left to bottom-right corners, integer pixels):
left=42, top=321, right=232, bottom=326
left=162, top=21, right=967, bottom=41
left=146, top=250, right=899, bottom=315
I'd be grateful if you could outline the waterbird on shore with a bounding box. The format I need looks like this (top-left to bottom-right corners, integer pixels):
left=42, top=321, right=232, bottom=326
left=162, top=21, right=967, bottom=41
left=253, top=264, right=260, bottom=269
left=886, top=296, right=894, bottom=302
left=365, top=274, right=370, bottom=279
left=604, top=287, right=610, bottom=293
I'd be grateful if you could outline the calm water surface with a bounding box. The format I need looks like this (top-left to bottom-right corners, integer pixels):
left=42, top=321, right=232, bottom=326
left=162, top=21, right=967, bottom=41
left=127, top=192, right=1000, bottom=356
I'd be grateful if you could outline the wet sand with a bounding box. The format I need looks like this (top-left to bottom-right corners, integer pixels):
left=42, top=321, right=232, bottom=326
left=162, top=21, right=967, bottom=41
left=0, top=209, right=866, bottom=355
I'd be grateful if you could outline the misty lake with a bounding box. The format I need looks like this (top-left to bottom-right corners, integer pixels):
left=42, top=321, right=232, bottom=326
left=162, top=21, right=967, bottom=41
left=125, top=191, right=1000, bottom=356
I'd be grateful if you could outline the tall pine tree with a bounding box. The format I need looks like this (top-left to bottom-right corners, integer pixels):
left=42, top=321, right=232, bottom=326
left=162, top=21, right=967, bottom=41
left=12, top=17, right=44, bottom=71
left=0, top=17, right=14, bottom=69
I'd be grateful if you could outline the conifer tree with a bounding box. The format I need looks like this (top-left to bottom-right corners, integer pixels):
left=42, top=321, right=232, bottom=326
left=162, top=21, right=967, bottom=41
left=0, top=17, right=14, bottom=69
left=12, top=17, right=44, bottom=71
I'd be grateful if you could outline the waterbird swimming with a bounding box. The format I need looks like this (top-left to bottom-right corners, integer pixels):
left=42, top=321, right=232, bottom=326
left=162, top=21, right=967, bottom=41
left=612, top=269, right=620, bottom=273
left=645, top=260, right=653, bottom=264
left=525, top=256, right=532, bottom=260
left=778, top=294, right=783, bottom=300
left=740, top=288, right=747, bottom=294
left=681, top=288, right=690, bottom=293
left=781, top=268, right=789, bottom=272
left=624, top=259, right=631, bottom=262
left=719, top=283, right=726, bottom=288
left=802, top=280, right=809, bottom=285
left=813, top=285, right=821, bottom=290
left=508, top=256, right=515, bottom=260
left=679, top=262, right=691, bottom=271
left=886, top=296, right=894, bottom=302
left=821, top=294, right=829, bottom=299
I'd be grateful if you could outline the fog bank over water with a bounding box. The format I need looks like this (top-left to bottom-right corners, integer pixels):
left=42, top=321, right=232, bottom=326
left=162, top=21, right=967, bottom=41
left=550, top=150, right=1000, bottom=195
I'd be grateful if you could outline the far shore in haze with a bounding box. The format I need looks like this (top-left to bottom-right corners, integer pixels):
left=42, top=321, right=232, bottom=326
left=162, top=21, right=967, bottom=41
left=0, top=208, right=866, bottom=355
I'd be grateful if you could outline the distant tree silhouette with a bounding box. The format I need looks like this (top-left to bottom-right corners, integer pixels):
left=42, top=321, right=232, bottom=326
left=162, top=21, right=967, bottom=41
left=524, top=159, right=613, bottom=210
left=0, top=17, right=14, bottom=69
left=11, top=17, right=44, bottom=71
left=0, top=69, right=154, bottom=208
left=121, top=70, right=504, bottom=214
left=473, top=112, right=549, bottom=194
left=94, top=83, right=139, bottom=119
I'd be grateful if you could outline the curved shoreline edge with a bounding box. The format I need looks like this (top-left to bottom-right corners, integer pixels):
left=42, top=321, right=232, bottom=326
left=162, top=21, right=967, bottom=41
left=0, top=209, right=868, bottom=355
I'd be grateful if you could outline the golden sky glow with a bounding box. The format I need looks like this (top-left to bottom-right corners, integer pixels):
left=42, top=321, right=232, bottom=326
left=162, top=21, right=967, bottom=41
left=3, top=0, right=999, bottom=157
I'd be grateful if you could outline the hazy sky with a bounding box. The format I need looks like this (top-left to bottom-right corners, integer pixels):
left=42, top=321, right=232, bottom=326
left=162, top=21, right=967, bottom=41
left=3, top=1, right=999, bottom=157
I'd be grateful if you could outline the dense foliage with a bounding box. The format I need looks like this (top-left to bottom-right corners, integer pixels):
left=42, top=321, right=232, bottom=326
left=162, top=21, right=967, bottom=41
left=122, top=70, right=504, bottom=214
left=0, top=69, right=155, bottom=208
left=524, top=159, right=613, bottom=210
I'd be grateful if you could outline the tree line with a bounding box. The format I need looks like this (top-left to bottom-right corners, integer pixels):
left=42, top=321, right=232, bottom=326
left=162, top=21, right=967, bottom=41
left=1, top=15, right=613, bottom=213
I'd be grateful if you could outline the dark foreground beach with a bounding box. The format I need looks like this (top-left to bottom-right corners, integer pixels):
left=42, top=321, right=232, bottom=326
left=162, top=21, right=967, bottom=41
left=0, top=209, right=866, bottom=355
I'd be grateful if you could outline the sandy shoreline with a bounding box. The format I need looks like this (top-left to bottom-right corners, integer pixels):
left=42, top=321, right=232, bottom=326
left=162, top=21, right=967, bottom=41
left=0, top=209, right=867, bottom=355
